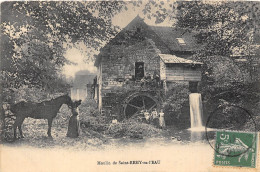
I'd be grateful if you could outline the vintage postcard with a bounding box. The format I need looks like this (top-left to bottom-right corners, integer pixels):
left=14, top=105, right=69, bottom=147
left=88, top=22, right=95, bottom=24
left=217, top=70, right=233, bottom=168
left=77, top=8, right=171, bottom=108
left=1, top=1, right=260, bottom=172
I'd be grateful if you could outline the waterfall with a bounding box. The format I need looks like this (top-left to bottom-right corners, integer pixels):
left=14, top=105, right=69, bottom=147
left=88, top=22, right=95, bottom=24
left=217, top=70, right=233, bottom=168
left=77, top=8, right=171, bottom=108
left=189, top=93, right=203, bottom=128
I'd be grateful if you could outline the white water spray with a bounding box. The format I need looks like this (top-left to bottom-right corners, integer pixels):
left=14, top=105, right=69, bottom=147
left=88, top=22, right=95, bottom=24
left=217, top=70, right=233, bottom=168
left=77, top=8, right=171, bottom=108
left=189, top=93, right=203, bottom=129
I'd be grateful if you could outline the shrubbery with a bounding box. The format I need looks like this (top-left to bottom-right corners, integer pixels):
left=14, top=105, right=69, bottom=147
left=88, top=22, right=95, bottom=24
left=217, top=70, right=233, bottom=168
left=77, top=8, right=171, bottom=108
left=76, top=99, right=164, bottom=138
left=162, top=83, right=191, bottom=128
left=78, top=99, right=109, bottom=132
left=105, top=119, right=163, bottom=138
left=202, top=81, right=260, bottom=131
left=79, top=114, right=163, bottom=139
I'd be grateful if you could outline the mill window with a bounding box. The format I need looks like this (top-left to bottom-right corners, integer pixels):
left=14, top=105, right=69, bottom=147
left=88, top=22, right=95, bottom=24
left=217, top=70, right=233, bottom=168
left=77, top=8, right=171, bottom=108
left=135, top=62, right=144, bottom=79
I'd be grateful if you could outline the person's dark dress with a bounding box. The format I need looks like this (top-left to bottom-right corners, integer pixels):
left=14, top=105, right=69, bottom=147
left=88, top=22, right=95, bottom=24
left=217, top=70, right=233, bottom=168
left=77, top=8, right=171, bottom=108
left=67, top=108, right=80, bottom=138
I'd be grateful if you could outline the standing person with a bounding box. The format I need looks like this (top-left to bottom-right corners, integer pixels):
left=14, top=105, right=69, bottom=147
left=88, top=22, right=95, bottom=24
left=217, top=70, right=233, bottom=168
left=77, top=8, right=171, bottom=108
left=159, top=109, right=166, bottom=129
left=145, top=73, right=152, bottom=87
left=140, top=77, right=146, bottom=88
left=151, top=109, right=159, bottom=126
left=67, top=100, right=81, bottom=138
left=112, top=115, right=118, bottom=124
left=151, top=109, right=158, bottom=119
left=144, top=110, right=150, bottom=123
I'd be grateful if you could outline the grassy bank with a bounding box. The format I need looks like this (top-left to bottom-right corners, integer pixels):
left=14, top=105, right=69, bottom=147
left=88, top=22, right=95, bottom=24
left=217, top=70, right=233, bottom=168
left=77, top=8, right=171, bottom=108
left=79, top=100, right=164, bottom=139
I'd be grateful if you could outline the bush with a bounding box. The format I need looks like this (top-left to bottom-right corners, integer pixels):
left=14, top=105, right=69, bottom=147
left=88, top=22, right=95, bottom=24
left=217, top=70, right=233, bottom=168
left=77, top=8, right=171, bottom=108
left=80, top=115, right=109, bottom=133
left=162, top=83, right=191, bottom=127
left=202, top=81, right=260, bottom=130
left=77, top=99, right=164, bottom=139
left=105, top=119, right=163, bottom=138
left=78, top=99, right=110, bottom=132
left=79, top=99, right=99, bottom=117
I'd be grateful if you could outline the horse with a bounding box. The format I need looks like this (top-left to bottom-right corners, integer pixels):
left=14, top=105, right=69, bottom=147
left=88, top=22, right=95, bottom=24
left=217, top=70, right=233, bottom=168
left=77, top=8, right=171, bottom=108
left=9, top=94, right=74, bottom=139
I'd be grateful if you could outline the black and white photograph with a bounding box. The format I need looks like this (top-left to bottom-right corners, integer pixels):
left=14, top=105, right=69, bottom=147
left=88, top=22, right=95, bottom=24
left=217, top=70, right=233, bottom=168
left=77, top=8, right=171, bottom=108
left=1, top=1, right=260, bottom=171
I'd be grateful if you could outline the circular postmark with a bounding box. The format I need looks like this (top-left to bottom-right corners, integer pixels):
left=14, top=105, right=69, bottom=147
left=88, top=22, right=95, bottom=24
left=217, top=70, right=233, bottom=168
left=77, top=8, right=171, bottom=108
left=205, top=104, right=257, bottom=157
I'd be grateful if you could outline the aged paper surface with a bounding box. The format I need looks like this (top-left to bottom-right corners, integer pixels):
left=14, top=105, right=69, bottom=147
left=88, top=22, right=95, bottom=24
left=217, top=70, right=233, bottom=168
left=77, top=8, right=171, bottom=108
left=1, top=1, right=260, bottom=172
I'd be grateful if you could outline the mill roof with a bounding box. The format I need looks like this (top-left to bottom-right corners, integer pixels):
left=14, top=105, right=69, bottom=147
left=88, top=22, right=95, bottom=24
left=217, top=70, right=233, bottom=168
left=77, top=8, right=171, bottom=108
left=95, top=16, right=200, bottom=66
left=150, top=26, right=200, bottom=52
left=159, top=54, right=203, bottom=64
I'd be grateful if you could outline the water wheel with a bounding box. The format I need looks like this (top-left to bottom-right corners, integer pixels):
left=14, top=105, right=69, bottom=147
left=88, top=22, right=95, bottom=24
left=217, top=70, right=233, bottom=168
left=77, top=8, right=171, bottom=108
left=123, top=93, right=159, bottom=118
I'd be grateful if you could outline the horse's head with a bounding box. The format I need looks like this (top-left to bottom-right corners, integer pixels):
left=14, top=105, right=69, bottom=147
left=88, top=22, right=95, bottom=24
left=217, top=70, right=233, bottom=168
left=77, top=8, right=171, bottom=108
left=73, top=100, right=82, bottom=108
left=61, top=94, right=74, bottom=108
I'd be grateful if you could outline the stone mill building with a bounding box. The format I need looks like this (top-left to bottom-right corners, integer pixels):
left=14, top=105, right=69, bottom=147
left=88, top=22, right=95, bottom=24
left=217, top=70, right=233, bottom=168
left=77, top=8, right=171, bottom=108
left=94, top=16, right=202, bottom=119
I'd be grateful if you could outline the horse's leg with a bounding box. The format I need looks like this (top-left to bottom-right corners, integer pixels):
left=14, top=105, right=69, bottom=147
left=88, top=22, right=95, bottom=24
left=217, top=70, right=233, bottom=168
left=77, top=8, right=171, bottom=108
left=47, top=118, right=53, bottom=137
left=13, top=119, right=18, bottom=139
left=18, top=117, right=25, bottom=138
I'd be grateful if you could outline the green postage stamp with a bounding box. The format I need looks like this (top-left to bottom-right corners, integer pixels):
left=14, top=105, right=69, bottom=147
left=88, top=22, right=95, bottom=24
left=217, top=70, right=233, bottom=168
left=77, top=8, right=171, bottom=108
left=214, top=131, right=258, bottom=168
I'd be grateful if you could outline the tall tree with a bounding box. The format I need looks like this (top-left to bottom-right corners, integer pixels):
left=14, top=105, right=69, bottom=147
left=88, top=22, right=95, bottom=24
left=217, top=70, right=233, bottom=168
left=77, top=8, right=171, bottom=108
left=1, top=1, right=126, bottom=101
left=175, top=1, right=260, bottom=57
left=174, top=1, right=260, bottom=83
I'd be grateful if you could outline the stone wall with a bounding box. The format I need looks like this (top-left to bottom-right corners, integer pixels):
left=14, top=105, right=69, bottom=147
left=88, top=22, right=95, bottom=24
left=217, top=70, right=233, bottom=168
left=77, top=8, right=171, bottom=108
left=98, top=38, right=163, bottom=118
left=101, top=39, right=161, bottom=88
left=94, top=15, right=205, bottom=120
left=97, top=39, right=201, bottom=121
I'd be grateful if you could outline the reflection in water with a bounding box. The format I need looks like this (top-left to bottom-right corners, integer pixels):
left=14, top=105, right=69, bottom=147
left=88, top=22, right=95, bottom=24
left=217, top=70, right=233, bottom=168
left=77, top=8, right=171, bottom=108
left=190, top=131, right=204, bottom=142
left=166, top=127, right=216, bottom=143
left=187, top=127, right=215, bottom=142
left=189, top=128, right=216, bottom=143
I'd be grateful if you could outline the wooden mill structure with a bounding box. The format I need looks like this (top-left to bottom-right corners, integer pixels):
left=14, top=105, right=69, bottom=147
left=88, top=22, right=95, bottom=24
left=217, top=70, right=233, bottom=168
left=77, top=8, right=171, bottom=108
left=94, top=16, right=202, bottom=120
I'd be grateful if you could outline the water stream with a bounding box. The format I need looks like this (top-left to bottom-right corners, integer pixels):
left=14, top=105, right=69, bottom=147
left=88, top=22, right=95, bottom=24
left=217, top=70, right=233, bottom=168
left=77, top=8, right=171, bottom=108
left=189, top=93, right=203, bottom=129
left=110, top=93, right=216, bottom=146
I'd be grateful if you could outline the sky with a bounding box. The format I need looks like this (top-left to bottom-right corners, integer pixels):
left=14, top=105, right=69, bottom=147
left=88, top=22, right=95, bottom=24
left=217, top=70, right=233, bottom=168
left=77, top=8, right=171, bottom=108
left=62, top=46, right=97, bottom=77
left=62, top=2, right=174, bottom=78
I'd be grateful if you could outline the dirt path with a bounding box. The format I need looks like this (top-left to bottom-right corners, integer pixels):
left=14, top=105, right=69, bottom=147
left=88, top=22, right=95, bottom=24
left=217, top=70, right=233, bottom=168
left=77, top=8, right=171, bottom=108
left=1, top=118, right=248, bottom=172
left=3, top=118, right=111, bottom=150
left=3, top=118, right=168, bottom=150
left=2, top=118, right=210, bottom=149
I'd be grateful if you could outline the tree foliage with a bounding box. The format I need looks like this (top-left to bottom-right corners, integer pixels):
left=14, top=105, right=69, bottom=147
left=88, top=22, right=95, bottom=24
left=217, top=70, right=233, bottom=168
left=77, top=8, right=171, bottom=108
left=1, top=1, right=126, bottom=101
left=137, top=1, right=260, bottom=119
left=138, top=1, right=260, bottom=83
left=142, top=0, right=175, bottom=24
left=139, top=1, right=259, bottom=56
left=1, top=1, right=259, bottom=103
left=174, top=2, right=260, bottom=84
left=175, top=1, right=260, bottom=57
